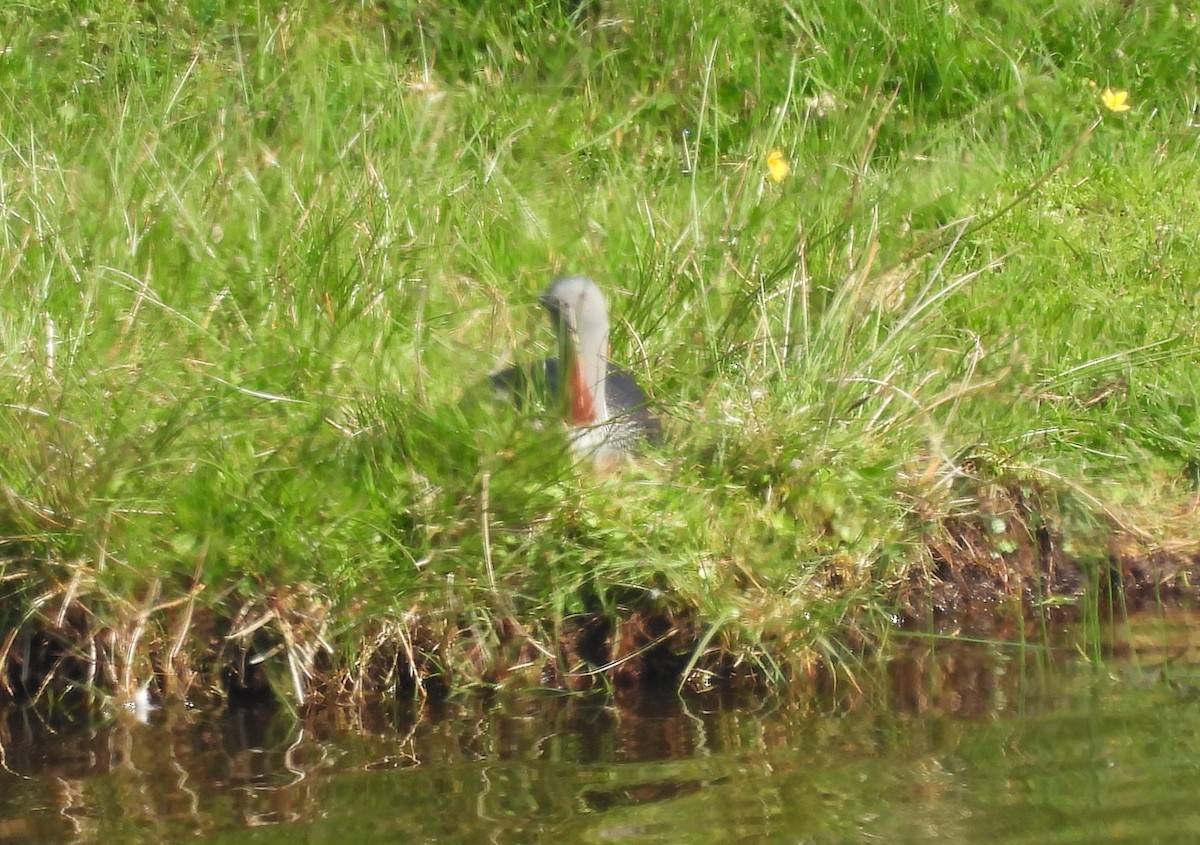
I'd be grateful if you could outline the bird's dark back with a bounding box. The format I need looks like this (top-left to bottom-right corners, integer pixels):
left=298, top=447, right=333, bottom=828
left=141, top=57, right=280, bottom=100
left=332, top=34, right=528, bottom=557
left=490, top=359, right=661, bottom=445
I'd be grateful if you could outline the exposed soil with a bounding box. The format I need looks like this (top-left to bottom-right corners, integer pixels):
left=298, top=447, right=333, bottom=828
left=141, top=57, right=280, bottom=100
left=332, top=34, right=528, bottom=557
left=913, top=482, right=1200, bottom=617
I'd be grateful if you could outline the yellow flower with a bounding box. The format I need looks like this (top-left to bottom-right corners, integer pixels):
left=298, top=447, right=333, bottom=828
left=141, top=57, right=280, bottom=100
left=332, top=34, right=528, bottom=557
left=1101, top=87, right=1131, bottom=113
left=766, top=148, right=790, bottom=183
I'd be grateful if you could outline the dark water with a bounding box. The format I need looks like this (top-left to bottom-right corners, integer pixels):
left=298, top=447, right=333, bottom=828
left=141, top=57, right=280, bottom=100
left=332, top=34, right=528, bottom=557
left=4, top=610, right=1200, bottom=845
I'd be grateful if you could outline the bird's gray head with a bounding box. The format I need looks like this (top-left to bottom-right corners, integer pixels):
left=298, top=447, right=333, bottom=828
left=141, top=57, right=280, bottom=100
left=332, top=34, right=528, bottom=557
left=539, top=275, right=609, bottom=343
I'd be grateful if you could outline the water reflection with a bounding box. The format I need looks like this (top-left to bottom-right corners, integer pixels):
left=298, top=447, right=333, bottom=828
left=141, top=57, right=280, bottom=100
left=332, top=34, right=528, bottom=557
left=2, top=608, right=1200, bottom=844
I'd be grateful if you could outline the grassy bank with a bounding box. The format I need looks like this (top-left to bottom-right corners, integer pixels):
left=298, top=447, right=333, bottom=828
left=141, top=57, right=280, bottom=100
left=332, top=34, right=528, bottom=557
left=2, top=0, right=1198, bottom=710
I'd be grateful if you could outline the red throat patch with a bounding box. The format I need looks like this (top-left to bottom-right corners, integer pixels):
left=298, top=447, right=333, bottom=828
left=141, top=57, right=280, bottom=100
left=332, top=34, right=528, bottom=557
left=567, top=360, right=597, bottom=425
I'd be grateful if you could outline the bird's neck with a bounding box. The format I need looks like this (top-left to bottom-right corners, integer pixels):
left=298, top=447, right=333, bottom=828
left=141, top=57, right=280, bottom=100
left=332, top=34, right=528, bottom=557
left=562, top=327, right=609, bottom=426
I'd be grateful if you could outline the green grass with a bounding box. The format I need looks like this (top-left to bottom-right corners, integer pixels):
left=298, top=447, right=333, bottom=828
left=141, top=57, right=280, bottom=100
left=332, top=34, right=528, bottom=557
left=1, top=0, right=1198, bottom=709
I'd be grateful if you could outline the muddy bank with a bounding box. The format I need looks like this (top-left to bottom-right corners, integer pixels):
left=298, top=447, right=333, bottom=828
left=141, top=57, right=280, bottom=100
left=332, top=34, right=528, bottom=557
left=3, top=483, right=1199, bottom=712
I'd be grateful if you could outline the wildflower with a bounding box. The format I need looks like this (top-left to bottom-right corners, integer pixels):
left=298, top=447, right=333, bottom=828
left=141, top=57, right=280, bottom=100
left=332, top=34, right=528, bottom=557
left=766, top=148, right=790, bottom=183
left=1101, top=87, right=1131, bottom=113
